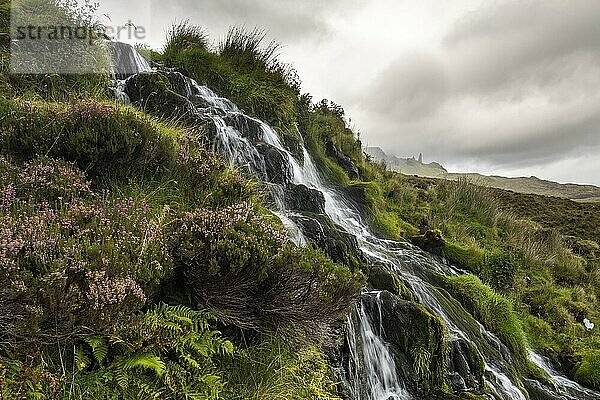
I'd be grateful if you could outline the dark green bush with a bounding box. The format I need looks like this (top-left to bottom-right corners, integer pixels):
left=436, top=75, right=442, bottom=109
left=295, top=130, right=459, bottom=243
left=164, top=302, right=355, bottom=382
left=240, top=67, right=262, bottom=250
left=171, top=202, right=364, bottom=340
left=485, top=251, right=519, bottom=291
left=0, top=98, right=177, bottom=180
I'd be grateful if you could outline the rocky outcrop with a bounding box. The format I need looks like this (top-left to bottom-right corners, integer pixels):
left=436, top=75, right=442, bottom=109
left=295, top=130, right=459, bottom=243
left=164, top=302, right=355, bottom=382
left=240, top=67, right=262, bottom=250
left=285, top=184, right=325, bottom=214
left=291, top=213, right=363, bottom=269
left=223, top=113, right=264, bottom=143
left=362, top=291, right=448, bottom=396
left=325, top=141, right=359, bottom=180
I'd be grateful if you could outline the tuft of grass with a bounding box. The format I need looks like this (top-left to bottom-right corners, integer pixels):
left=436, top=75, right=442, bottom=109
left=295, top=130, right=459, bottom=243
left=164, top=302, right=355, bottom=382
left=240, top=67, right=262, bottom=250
left=222, top=336, right=341, bottom=400
left=445, top=274, right=529, bottom=368
left=164, top=20, right=209, bottom=54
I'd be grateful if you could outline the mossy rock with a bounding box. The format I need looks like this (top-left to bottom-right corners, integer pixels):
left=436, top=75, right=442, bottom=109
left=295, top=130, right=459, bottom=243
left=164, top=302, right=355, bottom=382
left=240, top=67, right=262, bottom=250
left=367, top=263, right=415, bottom=301
left=290, top=212, right=363, bottom=270
left=124, top=71, right=195, bottom=120
left=574, top=351, right=600, bottom=390
left=364, top=291, right=448, bottom=395
left=411, top=229, right=445, bottom=255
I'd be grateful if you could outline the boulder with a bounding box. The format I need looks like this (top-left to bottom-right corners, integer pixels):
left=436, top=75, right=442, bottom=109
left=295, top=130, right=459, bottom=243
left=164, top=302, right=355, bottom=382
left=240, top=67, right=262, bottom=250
left=124, top=72, right=195, bottom=120
left=291, top=213, right=363, bottom=269
left=223, top=113, right=264, bottom=143
left=285, top=184, right=326, bottom=214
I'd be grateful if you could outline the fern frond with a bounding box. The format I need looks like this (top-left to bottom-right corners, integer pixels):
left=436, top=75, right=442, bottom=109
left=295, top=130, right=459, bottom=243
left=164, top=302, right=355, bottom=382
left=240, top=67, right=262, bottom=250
left=121, top=352, right=166, bottom=377
left=85, top=337, right=108, bottom=364
left=75, top=346, right=91, bottom=371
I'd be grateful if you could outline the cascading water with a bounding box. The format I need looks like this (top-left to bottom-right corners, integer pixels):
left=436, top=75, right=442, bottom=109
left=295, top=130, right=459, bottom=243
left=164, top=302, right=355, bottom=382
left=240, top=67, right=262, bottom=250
left=345, top=292, right=411, bottom=400
left=115, top=57, right=600, bottom=400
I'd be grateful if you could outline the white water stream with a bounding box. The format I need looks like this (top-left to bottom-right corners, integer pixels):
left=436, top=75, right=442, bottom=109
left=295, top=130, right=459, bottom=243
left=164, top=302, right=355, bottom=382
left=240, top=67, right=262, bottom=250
left=115, top=61, right=600, bottom=400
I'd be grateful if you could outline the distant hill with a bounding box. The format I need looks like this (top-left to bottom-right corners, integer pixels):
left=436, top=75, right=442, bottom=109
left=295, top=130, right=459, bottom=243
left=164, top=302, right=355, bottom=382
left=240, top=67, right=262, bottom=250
left=365, top=146, right=448, bottom=178
left=365, top=146, right=600, bottom=202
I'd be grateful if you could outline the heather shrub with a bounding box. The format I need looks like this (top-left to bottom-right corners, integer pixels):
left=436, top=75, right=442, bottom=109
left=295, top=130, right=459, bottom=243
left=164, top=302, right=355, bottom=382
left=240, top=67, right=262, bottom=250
left=0, top=98, right=177, bottom=179
left=171, top=202, right=364, bottom=340
left=0, top=158, right=172, bottom=346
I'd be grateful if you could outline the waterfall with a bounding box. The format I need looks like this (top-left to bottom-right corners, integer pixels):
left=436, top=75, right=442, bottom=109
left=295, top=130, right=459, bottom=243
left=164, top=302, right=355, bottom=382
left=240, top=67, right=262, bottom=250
left=344, top=292, right=411, bottom=400
left=116, top=62, right=600, bottom=400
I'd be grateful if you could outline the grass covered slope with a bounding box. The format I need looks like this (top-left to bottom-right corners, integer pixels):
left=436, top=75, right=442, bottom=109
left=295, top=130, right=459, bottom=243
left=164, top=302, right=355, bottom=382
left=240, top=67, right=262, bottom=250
left=0, top=96, right=364, bottom=398
left=0, top=6, right=365, bottom=397
left=142, top=20, right=600, bottom=391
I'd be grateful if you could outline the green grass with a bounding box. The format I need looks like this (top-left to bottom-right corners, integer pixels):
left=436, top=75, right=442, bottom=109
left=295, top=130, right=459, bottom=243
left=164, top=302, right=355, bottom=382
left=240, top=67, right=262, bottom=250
left=222, top=337, right=341, bottom=400
left=445, top=275, right=529, bottom=368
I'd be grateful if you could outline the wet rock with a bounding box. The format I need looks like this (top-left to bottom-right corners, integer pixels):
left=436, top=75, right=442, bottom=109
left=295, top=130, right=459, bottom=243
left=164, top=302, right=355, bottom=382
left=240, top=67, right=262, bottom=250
left=290, top=213, right=363, bottom=269
left=367, top=263, right=416, bottom=301
left=448, top=338, right=485, bottom=392
left=325, top=141, right=359, bottom=180
left=449, top=373, right=468, bottom=392
left=255, top=142, right=292, bottom=185
left=223, top=113, right=264, bottom=143
left=411, top=230, right=445, bottom=255
left=107, top=41, right=150, bottom=79
left=363, top=291, right=448, bottom=396
left=285, top=184, right=325, bottom=214
left=124, top=72, right=195, bottom=119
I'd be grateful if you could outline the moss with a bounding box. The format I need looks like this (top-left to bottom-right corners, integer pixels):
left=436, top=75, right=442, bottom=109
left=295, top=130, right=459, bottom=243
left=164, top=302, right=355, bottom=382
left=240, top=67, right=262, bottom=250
left=442, top=242, right=485, bottom=274
left=445, top=275, right=529, bottom=369
left=574, top=351, right=600, bottom=389
left=521, top=314, right=560, bottom=353
left=375, top=292, right=448, bottom=394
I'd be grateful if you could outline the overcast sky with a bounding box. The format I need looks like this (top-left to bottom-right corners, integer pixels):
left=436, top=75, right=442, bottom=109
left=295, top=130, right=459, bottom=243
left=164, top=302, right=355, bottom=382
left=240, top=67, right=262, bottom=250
left=99, top=0, right=600, bottom=186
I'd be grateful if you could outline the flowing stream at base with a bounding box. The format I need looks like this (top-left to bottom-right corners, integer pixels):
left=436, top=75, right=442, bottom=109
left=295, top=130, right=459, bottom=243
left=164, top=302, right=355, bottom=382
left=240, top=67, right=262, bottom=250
left=115, top=61, right=600, bottom=400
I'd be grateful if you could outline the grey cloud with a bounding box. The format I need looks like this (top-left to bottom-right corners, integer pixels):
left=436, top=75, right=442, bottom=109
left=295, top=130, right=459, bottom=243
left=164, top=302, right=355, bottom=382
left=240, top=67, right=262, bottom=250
left=444, top=0, right=600, bottom=96
left=152, top=0, right=363, bottom=46
left=365, top=53, right=449, bottom=120
left=461, top=115, right=600, bottom=168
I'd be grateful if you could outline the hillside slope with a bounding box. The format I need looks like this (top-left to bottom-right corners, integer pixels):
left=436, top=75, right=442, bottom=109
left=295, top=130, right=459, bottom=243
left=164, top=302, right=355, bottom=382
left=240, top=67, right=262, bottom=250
left=366, top=146, right=600, bottom=202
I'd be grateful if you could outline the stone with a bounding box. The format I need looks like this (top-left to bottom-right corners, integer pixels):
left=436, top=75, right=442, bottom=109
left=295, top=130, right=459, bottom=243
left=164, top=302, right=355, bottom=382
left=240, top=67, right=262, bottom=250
left=325, top=141, right=359, bottom=180
left=285, top=184, right=326, bottom=214
left=291, top=213, right=363, bottom=269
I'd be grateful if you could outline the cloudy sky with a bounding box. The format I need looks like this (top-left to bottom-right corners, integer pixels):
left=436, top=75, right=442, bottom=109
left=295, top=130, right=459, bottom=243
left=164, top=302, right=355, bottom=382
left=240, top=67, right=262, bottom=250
left=100, top=0, right=600, bottom=185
